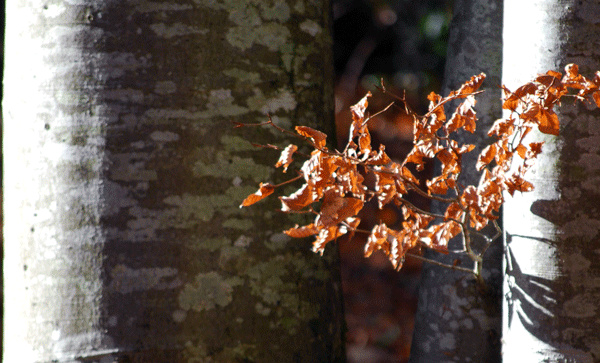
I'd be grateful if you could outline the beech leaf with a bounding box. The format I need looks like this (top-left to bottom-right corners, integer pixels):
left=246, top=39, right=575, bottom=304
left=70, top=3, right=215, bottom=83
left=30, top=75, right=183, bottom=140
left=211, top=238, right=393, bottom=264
left=476, top=144, right=496, bottom=171
left=450, top=73, right=486, bottom=98
left=537, top=108, right=560, bottom=136
left=280, top=184, right=318, bottom=212
left=240, top=183, right=275, bottom=207
left=284, top=223, right=318, bottom=238
left=317, top=189, right=363, bottom=228
left=351, top=92, right=371, bottom=122
left=593, top=91, right=600, bottom=108
left=275, top=144, right=298, bottom=172
left=296, top=126, right=327, bottom=148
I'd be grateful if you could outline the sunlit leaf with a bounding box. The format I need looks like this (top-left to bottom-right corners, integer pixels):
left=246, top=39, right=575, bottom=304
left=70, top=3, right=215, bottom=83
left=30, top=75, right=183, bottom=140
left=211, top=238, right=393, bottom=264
left=488, top=117, right=515, bottom=137
left=280, top=184, right=317, bottom=211
left=449, top=73, right=486, bottom=98
left=367, top=144, right=392, bottom=166
left=296, top=126, right=327, bottom=148
left=284, top=223, right=318, bottom=238
left=317, top=189, right=364, bottom=228
left=275, top=144, right=298, bottom=172
left=351, top=92, right=371, bottom=122
left=476, top=143, right=496, bottom=171
left=240, top=183, right=275, bottom=207
left=593, top=91, right=600, bottom=108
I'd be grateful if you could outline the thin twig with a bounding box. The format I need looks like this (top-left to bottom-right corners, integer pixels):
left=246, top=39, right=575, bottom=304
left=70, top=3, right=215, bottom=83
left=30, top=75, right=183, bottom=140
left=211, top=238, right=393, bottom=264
left=272, top=174, right=304, bottom=188
left=424, top=90, right=485, bottom=119
left=395, top=196, right=446, bottom=220
left=406, top=252, right=476, bottom=275
left=404, top=179, right=458, bottom=204
left=362, top=101, right=395, bottom=127
left=478, top=219, right=502, bottom=259
left=266, top=114, right=301, bottom=138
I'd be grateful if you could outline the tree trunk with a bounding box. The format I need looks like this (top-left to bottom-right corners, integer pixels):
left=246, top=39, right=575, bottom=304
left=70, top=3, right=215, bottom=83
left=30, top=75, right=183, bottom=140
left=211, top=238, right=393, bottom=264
left=3, top=1, right=345, bottom=361
left=409, top=0, right=503, bottom=361
left=502, top=0, right=600, bottom=361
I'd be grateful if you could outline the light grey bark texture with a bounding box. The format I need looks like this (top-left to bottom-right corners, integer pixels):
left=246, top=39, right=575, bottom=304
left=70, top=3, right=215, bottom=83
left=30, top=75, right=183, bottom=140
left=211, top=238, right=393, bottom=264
left=3, top=1, right=345, bottom=361
left=409, top=0, right=503, bottom=362
left=502, top=0, right=600, bottom=361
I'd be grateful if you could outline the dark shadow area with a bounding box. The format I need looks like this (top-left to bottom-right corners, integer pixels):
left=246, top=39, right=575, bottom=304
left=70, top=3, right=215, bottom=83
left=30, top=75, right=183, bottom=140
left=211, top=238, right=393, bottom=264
left=333, top=1, right=451, bottom=361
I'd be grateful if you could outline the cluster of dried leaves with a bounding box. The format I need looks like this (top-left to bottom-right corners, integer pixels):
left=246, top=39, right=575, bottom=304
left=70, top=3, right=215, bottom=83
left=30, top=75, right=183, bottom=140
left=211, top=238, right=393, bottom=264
left=239, top=64, right=600, bottom=278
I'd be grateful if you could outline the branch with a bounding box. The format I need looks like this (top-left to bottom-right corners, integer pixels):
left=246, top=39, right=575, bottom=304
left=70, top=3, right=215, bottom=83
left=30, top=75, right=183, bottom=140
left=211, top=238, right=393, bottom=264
left=406, top=252, right=476, bottom=276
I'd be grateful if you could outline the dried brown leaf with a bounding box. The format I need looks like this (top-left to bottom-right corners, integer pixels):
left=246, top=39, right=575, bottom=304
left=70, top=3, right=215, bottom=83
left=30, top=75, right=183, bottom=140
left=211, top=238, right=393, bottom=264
left=240, top=182, right=275, bottom=207
left=280, top=184, right=318, bottom=212
left=593, top=91, right=600, bottom=108
left=538, top=108, right=560, bottom=136
left=449, top=73, right=486, bottom=98
left=476, top=143, right=496, bottom=171
left=275, top=144, right=298, bottom=172
left=312, top=217, right=360, bottom=255
left=374, top=172, right=397, bottom=209
left=504, top=174, right=535, bottom=196
left=296, top=126, right=327, bottom=148
left=425, top=221, right=460, bottom=253
left=516, top=144, right=528, bottom=159
left=367, top=144, right=392, bottom=166
left=317, top=189, right=364, bottom=228
left=284, top=223, right=318, bottom=238
left=351, top=92, right=371, bottom=122
left=488, top=117, right=515, bottom=137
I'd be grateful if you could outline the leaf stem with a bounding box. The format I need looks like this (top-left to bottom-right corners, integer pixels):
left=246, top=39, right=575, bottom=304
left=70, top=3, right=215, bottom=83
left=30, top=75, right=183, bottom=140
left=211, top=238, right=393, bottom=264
left=405, top=252, right=476, bottom=275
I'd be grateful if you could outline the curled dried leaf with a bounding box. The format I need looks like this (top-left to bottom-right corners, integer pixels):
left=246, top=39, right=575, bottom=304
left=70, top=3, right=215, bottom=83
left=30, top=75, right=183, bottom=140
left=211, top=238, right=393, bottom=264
left=593, top=92, right=600, bottom=108
left=476, top=143, right=496, bottom=171
left=374, top=171, right=397, bottom=209
left=280, top=184, right=318, bottom=212
left=311, top=226, right=342, bottom=255
left=240, top=183, right=275, bottom=207
left=488, top=117, right=515, bottom=137
left=367, top=144, right=392, bottom=166
left=450, top=73, right=486, bottom=98
left=296, top=126, right=327, bottom=148
left=275, top=144, right=298, bottom=172
left=504, top=174, right=534, bottom=196
left=446, top=95, right=477, bottom=133
left=284, top=223, right=318, bottom=238
left=425, top=221, right=460, bottom=253
left=351, top=92, right=371, bottom=122
left=364, top=223, right=407, bottom=270
left=537, top=107, right=560, bottom=136
left=312, top=217, right=360, bottom=255
left=427, top=174, right=452, bottom=195
left=444, top=202, right=464, bottom=222
left=364, top=223, right=390, bottom=257
left=317, top=189, right=364, bottom=228
left=515, top=144, right=528, bottom=159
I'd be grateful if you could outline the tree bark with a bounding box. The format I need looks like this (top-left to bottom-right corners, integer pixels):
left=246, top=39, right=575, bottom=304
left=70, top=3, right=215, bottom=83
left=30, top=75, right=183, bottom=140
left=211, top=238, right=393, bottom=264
left=502, top=1, right=600, bottom=361
left=3, top=1, right=345, bottom=361
left=409, top=0, right=503, bottom=361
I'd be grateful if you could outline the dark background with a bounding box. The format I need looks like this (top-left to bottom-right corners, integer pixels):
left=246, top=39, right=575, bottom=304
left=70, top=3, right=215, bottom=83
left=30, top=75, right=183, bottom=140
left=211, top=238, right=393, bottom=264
left=332, top=1, right=450, bottom=361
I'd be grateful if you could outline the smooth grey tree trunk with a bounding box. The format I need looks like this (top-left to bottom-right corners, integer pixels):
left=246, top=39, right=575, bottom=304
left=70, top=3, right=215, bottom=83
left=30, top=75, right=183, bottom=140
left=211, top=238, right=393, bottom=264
left=502, top=1, right=600, bottom=361
left=409, top=0, right=503, bottom=361
left=3, top=1, right=345, bottom=361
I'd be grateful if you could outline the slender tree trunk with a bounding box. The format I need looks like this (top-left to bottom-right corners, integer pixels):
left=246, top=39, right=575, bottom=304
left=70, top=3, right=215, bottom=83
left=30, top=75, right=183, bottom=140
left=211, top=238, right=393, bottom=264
left=502, top=1, right=600, bottom=361
left=3, top=1, right=345, bottom=361
left=409, top=0, right=503, bottom=361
